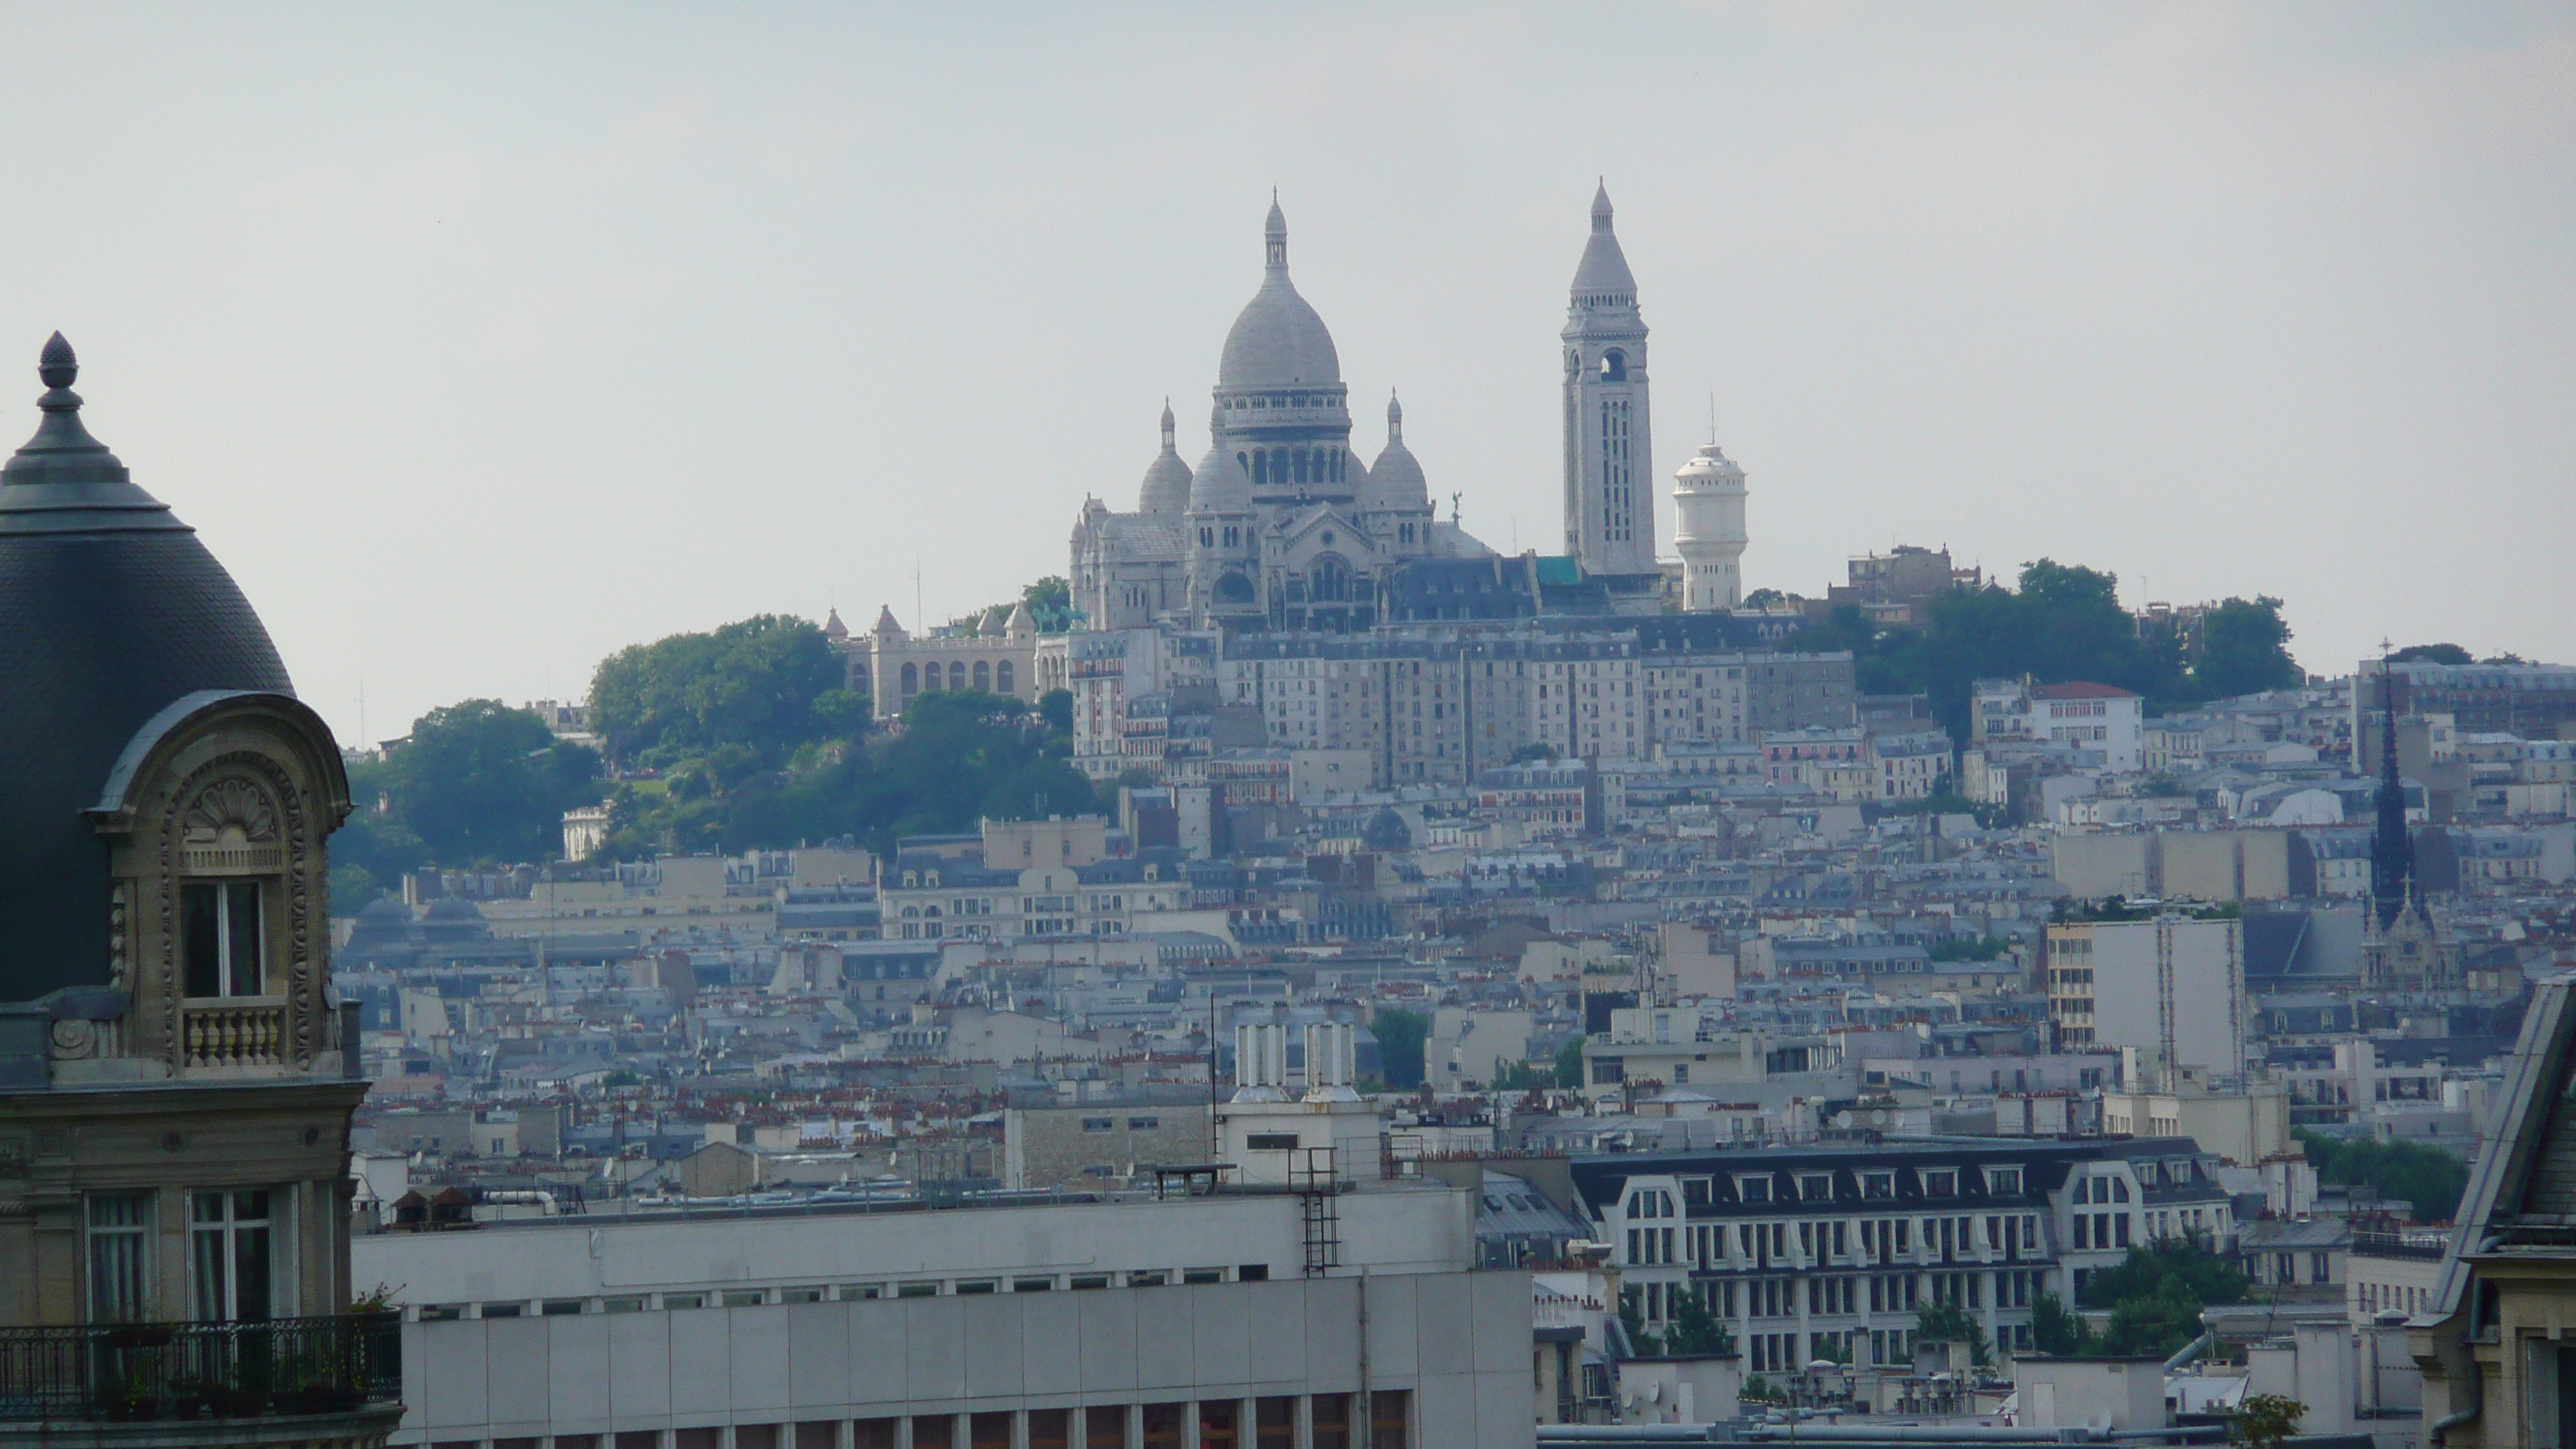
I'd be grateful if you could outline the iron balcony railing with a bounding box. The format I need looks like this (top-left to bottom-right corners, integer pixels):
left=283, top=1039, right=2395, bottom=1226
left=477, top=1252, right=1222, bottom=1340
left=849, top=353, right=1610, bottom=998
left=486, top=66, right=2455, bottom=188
left=0, top=1311, right=399, bottom=1423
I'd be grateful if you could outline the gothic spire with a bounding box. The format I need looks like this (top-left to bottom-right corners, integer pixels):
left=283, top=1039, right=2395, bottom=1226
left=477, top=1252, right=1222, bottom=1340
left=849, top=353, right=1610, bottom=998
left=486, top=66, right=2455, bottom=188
left=2370, top=644, right=2415, bottom=931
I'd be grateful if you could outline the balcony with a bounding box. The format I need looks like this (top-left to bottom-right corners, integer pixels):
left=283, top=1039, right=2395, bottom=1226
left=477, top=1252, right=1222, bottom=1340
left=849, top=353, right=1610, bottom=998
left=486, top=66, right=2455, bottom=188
left=0, top=1313, right=399, bottom=1444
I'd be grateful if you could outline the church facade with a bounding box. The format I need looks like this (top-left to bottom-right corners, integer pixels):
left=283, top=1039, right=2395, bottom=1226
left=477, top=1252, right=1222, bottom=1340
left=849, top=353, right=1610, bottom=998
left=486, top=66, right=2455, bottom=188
left=1070, top=187, right=1666, bottom=635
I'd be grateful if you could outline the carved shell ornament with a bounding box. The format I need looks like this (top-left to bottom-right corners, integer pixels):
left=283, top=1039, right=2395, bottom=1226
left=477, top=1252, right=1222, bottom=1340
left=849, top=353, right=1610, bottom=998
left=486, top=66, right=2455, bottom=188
left=183, top=779, right=279, bottom=845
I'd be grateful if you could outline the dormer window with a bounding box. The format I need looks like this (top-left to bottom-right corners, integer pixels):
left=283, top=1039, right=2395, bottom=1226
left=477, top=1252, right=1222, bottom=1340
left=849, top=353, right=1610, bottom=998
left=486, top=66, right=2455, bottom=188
left=1986, top=1167, right=2023, bottom=1196
left=1736, top=1176, right=1771, bottom=1204
left=1923, top=1170, right=1958, bottom=1197
left=1798, top=1174, right=1833, bottom=1203
left=1862, top=1172, right=1895, bottom=1200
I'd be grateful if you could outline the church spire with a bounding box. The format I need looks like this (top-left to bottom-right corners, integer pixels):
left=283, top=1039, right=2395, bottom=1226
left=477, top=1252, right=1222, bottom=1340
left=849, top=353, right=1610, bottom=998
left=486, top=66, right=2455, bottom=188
left=1265, top=190, right=1287, bottom=272
left=2370, top=643, right=2415, bottom=931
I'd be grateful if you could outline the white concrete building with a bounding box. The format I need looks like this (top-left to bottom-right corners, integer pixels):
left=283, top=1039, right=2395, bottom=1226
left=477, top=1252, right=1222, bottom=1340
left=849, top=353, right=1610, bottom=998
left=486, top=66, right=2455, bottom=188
left=1971, top=678, right=2146, bottom=772
left=357, top=1179, right=1527, bottom=1448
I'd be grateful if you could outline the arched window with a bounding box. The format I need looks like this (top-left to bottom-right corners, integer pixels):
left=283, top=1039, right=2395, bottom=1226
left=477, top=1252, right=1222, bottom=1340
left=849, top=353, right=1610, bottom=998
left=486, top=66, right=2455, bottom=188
left=973, top=660, right=990, bottom=692
left=997, top=660, right=1015, bottom=694
left=1293, top=449, right=1310, bottom=485
left=1600, top=350, right=1628, bottom=382
left=1224, top=526, right=1239, bottom=548
left=901, top=662, right=919, bottom=695
left=948, top=662, right=967, bottom=690
left=1310, top=553, right=1350, bottom=603
left=1200, top=527, right=1214, bottom=547
left=1253, top=451, right=1269, bottom=486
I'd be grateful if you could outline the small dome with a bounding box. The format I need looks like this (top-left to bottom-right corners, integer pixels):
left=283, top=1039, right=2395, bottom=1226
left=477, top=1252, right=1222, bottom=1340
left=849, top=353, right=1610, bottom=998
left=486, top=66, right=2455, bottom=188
left=1139, top=400, right=1193, bottom=515
left=358, top=896, right=412, bottom=922
left=1367, top=392, right=1427, bottom=511
left=1362, top=807, right=1412, bottom=852
left=1188, top=408, right=1252, bottom=514
left=1217, top=199, right=1342, bottom=390
left=1673, top=442, right=1744, bottom=492
left=0, top=337, right=296, bottom=1003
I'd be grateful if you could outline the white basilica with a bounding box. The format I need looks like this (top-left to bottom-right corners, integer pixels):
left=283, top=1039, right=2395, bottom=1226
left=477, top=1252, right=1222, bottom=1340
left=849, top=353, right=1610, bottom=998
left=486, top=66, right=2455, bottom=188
left=1069, top=186, right=1672, bottom=634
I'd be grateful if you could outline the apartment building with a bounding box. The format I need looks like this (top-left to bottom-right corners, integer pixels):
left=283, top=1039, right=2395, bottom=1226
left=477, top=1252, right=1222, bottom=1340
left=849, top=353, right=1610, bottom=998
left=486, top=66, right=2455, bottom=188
left=1574, top=1138, right=2235, bottom=1372
left=2045, top=914, right=2248, bottom=1079
left=879, top=817, right=1187, bottom=941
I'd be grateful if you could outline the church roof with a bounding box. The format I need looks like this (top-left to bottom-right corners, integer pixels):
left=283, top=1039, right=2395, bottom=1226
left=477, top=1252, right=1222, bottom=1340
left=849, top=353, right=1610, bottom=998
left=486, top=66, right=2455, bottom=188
left=1139, top=399, right=1193, bottom=515
left=1218, top=198, right=1342, bottom=391
left=1090, top=511, right=1192, bottom=557
left=0, top=336, right=296, bottom=1004
left=1570, top=182, right=1638, bottom=299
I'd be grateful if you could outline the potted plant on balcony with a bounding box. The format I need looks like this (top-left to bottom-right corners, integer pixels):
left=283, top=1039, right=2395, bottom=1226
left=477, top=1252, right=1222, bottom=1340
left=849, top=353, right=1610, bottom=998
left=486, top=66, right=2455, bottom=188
left=93, top=1368, right=161, bottom=1422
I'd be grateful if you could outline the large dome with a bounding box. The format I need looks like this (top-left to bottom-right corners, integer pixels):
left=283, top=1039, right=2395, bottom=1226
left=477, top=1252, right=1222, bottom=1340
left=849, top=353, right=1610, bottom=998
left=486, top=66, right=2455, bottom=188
left=1216, top=198, right=1341, bottom=391
left=0, top=336, right=294, bottom=1004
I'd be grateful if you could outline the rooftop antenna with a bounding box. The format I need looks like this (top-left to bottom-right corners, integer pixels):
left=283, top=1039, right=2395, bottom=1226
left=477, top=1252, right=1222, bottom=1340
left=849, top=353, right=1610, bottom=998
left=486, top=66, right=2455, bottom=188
left=1708, top=392, right=1718, bottom=446
left=912, top=558, right=923, bottom=639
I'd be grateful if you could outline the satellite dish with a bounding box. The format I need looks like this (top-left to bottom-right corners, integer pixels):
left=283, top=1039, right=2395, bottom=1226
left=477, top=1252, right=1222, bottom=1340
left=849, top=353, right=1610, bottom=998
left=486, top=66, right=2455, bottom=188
left=1646, top=1382, right=1662, bottom=1403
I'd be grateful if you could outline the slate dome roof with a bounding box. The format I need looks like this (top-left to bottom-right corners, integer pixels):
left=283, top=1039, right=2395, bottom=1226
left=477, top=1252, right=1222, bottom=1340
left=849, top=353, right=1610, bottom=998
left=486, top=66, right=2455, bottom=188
left=1216, top=198, right=1341, bottom=391
left=0, top=335, right=294, bottom=1004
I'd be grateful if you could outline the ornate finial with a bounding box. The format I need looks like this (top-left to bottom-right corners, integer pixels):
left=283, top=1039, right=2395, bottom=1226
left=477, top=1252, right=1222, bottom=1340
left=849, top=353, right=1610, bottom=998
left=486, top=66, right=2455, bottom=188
left=1387, top=389, right=1403, bottom=435
left=39, top=332, right=77, bottom=390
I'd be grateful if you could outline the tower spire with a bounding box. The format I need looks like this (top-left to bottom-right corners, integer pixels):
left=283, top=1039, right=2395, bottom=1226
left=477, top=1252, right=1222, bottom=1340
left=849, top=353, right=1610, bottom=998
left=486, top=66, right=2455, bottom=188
left=2371, top=640, right=2415, bottom=931
left=1264, top=190, right=1287, bottom=272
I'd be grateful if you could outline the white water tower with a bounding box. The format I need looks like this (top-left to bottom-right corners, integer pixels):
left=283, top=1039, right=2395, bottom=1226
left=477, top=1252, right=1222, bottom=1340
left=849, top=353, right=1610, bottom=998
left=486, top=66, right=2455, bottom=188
left=1671, top=440, right=1748, bottom=610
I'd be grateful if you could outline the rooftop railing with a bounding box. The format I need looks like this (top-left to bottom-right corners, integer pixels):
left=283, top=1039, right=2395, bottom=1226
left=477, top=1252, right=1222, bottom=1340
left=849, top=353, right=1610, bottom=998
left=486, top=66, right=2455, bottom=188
left=0, top=1312, right=399, bottom=1423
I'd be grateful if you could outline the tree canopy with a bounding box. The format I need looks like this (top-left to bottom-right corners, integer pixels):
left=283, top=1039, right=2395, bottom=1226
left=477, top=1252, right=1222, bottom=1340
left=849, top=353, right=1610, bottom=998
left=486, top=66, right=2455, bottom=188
left=2389, top=643, right=2472, bottom=665
left=2191, top=596, right=2301, bottom=697
left=1371, top=1008, right=1429, bottom=1090
left=337, top=700, right=602, bottom=886
left=598, top=687, right=1098, bottom=859
left=1782, top=560, right=2304, bottom=739
left=2295, top=1129, right=2468, bottom=1223
left=588, top=614, right=851, bottom=769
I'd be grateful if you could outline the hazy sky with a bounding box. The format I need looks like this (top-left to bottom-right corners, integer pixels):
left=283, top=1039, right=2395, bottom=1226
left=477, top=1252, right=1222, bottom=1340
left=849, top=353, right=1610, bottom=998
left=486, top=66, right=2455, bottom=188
left=2, top=2, right=2567, bottom=748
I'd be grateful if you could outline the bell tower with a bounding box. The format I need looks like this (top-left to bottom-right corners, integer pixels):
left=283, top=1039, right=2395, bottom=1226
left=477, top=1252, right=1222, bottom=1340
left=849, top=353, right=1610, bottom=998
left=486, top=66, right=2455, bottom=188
left=1562, top=181, right=1656, bottom=581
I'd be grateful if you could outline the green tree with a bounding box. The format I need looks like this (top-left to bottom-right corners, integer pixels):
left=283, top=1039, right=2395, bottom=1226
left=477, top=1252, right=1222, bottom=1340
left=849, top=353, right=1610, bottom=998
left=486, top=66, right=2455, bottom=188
left=2295, top=1129, right=2468, bottom=1224
left=1372, top=1008, right=1430, bottom=1090
left=2389, top=643, right=2472, bottom=665
left=2192, top=596, right=2301, bottom=698
left=1912, top=1301, right=1992, bottom=1366
left=1023, top=576, right=1074, bottom=631
left=379, top=700, right=602, bottom=865
left=1553, top=1038, right=1586, bottom=1090
left=2229, top=1393, right=2306, bottom=1449
left=1784, top=559, right=2199, bottom=739
left=1662, top=1286, right=1738, bottom=1356
left=588, top=614, right=845, bottom=767
left=2081, top=1238, right=2251, bottom=1310
left=1038, top=687, right=1074, bottom=738
left=2030, top=1290, right=2095, bottom=1355
left=2102, top=1278, right=2208, bottom=1356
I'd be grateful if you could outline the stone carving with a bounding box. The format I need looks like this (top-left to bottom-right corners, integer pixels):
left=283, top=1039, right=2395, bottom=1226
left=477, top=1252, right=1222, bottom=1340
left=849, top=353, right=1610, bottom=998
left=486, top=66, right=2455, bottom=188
left=48, top=1019, right=96, bottom=1060
left=183, top=778, right=279, bottom=844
